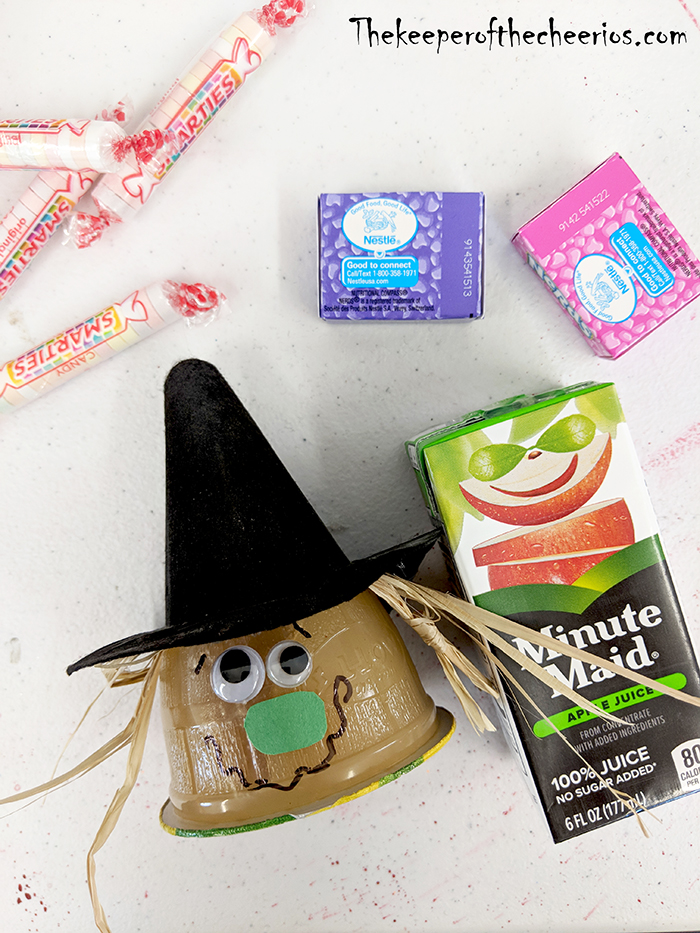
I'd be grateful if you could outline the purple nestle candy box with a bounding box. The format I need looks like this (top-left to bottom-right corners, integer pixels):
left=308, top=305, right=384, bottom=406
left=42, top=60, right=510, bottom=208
left=318, top=191, right=484, bottom=321
left=512, top=154, right=700, bottom=358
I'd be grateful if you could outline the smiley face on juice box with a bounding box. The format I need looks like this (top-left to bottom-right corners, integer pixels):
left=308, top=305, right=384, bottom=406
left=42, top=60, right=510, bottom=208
left=407, top=382, right=700, bottom=841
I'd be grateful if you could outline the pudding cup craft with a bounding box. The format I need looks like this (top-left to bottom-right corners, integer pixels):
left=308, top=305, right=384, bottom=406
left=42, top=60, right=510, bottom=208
left=68, top=358, right=455, bottom=834
left=7, top=367, right=700, bottom=931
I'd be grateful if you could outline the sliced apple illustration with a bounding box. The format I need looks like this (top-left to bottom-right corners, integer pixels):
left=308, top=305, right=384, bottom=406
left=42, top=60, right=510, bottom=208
left=473, top=498, right=633, bottom=566
left=487, top=547, right=624, bottom=589
left=459, top=433, right=612, bottom=525
left=490, top=453, right=579, bottom=497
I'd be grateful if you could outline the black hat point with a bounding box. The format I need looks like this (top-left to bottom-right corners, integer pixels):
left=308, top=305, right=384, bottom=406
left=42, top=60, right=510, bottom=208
left=68, top=360, right=437, bottom=674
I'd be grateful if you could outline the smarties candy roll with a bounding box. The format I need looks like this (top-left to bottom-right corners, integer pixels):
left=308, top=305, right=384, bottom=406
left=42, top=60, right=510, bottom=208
left=0, top=281, right=225, bottom=413
left=71, top=0, right=306, bottom=247
left=0, top=103, right=132, bottom=300
left=0, top=119, right=174, bottom=174
left=0, top=169, right=97, bottom=300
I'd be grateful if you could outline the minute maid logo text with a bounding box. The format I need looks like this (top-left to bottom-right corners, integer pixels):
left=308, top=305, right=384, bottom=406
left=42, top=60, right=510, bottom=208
left=6, top=304, right=124, bottom=388
left=511, top=598, right=662, bottom=699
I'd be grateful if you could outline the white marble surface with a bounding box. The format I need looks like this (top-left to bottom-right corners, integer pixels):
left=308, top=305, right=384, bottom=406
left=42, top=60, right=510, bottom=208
left=1, top=0, right=700, bottom=930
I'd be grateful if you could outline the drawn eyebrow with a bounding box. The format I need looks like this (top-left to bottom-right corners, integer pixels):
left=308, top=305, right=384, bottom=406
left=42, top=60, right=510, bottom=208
left=194, top=654, right=207, bottom=675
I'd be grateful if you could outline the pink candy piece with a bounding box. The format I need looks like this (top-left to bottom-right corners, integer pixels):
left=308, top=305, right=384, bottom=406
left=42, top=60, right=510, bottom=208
left=253, top=0, right=306, bottom=34
left=111, top=128, right=178, bottom=168
left=162, top=280, right=224, bottom=318
left=65, top=206, right=120, bottom=250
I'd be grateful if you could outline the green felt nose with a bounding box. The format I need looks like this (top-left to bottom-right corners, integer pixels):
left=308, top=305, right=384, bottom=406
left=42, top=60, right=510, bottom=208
left=244, top=692, right=328, bottom=755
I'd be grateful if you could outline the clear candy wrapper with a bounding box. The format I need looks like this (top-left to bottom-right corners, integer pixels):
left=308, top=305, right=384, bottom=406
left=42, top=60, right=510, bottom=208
left=0, top=280, right=225, bottom=413
left=71, top=0, right=306, bottom=248
left=0, top=102, right=131, bottom=300
left=0, top=170, right=95, bottom=298
left=0, top=119, right=177, bottom=174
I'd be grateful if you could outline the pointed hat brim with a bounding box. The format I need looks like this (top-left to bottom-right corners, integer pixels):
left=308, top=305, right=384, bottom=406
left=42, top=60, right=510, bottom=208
left=67, top=529, right=439, bottom=674
left=68, top=359, right=440, bottom=676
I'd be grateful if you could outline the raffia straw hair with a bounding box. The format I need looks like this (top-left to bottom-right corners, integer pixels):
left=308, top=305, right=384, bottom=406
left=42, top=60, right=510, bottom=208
left=0, top=652, right=163, bottom=933
left=369, top=573, right=700, bottom=832
left=5, top=576, right=700, bottom=929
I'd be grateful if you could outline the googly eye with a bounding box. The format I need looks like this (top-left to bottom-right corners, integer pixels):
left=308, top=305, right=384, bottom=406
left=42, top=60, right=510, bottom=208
left=266, top=641, right=313, bottom=688
left=211, top=646, right=265, bottom=703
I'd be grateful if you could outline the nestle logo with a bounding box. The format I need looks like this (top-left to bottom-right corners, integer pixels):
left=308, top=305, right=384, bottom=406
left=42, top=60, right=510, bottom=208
left=364, top=235, right=396, bottom=246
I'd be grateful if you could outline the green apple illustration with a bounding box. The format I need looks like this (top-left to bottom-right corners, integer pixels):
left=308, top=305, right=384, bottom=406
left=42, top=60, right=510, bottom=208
left=461, top=414, right=611, bottom=526
left=426, top=429, right=490, bottom=549
left=575, top=385, right=624, bottom=438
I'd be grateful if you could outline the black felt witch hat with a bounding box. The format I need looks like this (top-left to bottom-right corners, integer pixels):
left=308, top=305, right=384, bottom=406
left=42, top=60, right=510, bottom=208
left=68, top=359, right=438, bottom=674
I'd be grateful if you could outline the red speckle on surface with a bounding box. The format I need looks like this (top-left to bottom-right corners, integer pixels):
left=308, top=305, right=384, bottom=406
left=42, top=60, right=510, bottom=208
left=647, top=422, right=700, bottom=471
left=675, top=0, right=700, bottom=31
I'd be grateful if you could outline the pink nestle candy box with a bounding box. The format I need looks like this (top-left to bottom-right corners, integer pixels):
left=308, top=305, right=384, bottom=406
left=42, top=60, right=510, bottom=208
left=512, top=154, right=700, bottom=358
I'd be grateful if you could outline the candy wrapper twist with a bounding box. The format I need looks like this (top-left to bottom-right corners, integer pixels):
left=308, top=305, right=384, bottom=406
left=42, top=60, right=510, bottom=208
left=0, top=119, right=177, bottom=174
left=0, top=280, right=225, bottom=414
left=68, top=0, right=307, bottom=248
left=0, top=101, right=131, bottom=301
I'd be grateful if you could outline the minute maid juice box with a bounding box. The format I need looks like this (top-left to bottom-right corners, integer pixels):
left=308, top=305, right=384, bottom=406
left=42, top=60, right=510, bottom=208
left=407, top=382, right=700, bottom=842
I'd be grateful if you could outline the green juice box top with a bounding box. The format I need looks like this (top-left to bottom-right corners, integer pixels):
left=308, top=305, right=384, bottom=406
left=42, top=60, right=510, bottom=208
left=407, top=382, right=700, bottom=842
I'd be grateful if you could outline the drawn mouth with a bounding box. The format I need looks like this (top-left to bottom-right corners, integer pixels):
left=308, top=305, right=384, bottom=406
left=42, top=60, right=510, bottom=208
left=204, top=674, right=352, bottom=793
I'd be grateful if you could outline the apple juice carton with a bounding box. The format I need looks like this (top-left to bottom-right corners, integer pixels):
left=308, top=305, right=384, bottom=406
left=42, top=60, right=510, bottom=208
left=407, top=382, right=700, bottom=842
left=512, top=154, right=700, bottom=358
left=318, top=192, right=484, bottom=320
